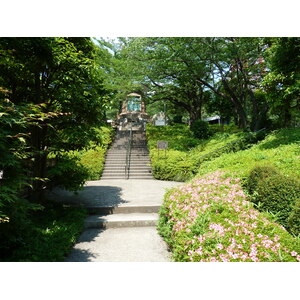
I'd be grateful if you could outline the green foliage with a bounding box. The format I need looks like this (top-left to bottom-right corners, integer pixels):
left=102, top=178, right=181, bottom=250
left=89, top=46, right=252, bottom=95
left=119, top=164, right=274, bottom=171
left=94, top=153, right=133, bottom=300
left=0, top=37, right=110, bottom=201
left=78, top=147, right=107, bottom=180
left=71, top=125, right=113, bottom=181
left=209, top=124, right=241, bottom=134
left=47, top=154, right=89, bottom=191
left=151, top=151, right=197, bottom=182
left=263, top=37, right=300, bottom=127
left=253, top=173, right=300, bottom=227
left=147, top=124, right=264, bottom=181
left=147, top=124, right=201, bottom=151
left=190, top=119, right=212, bottom=139
left=287, top=200, right=300, bottom=237
left=197, top=128, right=300, bottom=180
left=48, top=126, right=114, bottom=186
left=245, top=164, right=280, bottom=194
left=0, top=38, right=111, bottom=258
left=1, top=204, right=87, bottom=262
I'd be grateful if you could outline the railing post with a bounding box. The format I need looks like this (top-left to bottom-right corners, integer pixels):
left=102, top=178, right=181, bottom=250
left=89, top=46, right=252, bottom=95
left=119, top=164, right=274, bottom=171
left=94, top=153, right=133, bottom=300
left=125, top=123, right=133, bottom=179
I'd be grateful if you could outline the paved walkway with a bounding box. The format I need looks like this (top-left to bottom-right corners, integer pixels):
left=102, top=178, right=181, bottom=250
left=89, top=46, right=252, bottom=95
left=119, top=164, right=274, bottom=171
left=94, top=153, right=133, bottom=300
left=47, top=179, right=182, bottom=262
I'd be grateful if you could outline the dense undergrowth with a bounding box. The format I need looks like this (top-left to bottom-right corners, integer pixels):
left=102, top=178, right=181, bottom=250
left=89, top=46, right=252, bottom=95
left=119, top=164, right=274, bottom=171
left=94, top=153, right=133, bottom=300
left=1, top=203, right=87, bottom=262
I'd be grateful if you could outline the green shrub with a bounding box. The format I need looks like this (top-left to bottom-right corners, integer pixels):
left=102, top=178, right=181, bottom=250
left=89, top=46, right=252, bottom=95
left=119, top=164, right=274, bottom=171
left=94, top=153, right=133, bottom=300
left=79, top=146, right=106, bottom=180
left=190, top=120, right=211, bottom=139
left=254, top=173, right=300, bottom=226
left=151, top=151, right=196, bottom=182
left=209, top=124, right=241, bottom=134
left=245, top=164, right=280, bottom=194
left=47, top=154, right=89, bottom=191
left=287, top=200, right=300, bottom=237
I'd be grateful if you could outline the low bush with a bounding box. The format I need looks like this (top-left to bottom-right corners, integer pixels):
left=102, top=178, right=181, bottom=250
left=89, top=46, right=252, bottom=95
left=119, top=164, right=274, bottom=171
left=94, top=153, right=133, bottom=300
left=190, top=120, right=212, bottom=139
left=150, top=151, right=197, bottom=182
left=254, top=173, right=300, bottom=227
left=245, top=164, right=280, bottom=194
left=158, top=171, right=300, bottom=262
left=78, top=146, right=107, bottom=180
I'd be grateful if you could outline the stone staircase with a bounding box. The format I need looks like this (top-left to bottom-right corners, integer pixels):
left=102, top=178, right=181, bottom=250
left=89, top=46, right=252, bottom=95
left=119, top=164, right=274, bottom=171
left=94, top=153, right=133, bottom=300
left=101, top=128, right=153, bottom=180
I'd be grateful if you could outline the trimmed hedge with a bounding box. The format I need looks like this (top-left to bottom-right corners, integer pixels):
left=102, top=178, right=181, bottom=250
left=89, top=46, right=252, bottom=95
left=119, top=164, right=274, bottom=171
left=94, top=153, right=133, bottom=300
left=245, top=164, right=280, bottom=195
left=245, top=164, right=300, bottom=228
left=254, top=173, right=300, bottom=226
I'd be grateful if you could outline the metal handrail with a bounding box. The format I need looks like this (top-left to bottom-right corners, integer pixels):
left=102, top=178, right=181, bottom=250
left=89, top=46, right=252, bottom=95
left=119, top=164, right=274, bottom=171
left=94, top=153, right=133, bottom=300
left=197, top=128, right=266, bottom=163
left=125, top=124, right=133, bottom=179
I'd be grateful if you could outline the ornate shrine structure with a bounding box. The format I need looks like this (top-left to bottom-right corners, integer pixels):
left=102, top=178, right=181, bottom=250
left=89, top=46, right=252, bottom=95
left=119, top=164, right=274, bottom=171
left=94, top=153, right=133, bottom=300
left=115, top=93, right=150, bottom=130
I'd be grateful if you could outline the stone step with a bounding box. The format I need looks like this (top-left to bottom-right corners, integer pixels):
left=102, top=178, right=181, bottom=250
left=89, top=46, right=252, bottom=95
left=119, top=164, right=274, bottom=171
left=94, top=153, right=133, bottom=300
left=102, top=171, right=126, bottom=175
left=101, top=173, right=125, bottom=177
left=104, top=159, right=150, bottom=163
left=103, top=168, right=151, bottom=172
left=84, top=213, right=158, bottom=229
left=87, top=205, right=160, bottom=215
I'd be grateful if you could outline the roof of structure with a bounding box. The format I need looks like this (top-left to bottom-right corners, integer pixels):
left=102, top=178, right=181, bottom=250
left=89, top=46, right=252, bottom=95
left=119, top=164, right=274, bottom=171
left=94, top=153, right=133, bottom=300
left=127, top=93, right=141, bottom=97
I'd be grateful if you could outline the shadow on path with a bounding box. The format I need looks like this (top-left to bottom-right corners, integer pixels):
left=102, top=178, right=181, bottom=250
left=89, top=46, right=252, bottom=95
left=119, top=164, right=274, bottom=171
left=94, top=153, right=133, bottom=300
left=65, top=229, right=105, bottom=262
left=47, top=185, right=128, bottom=207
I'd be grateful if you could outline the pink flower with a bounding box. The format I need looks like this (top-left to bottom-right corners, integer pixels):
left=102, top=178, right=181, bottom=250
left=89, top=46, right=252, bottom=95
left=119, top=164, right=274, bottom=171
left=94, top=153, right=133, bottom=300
left=291, top=251, right=297, bottom=257
left=216, top=243, right=223, bottom=250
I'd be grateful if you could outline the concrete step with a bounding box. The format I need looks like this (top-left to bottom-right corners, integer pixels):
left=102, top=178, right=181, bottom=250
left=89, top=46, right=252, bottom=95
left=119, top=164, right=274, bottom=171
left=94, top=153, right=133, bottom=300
left=101, top=173, right=125, bottom=178
left=102, top=171, right=125, bottom=176
left=128, top=167, right=151, bottom=170
left=103, top=167, right=151, bottom=172
left=129, top=175, right=152, bottom=178
left=84, top=213, right=158, bottom=229
left=87, top=205, right=160, bottom=215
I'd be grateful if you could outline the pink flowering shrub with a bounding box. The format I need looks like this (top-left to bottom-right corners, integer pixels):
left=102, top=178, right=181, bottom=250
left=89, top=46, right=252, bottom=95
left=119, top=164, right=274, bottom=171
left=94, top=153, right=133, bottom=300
left=158, top=171, right=300, bottom=262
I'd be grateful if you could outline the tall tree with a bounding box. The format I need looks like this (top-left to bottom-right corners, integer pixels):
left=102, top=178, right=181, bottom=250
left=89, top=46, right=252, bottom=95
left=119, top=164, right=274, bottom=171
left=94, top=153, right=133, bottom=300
left=0, top=37, right=108, bottom=201
left=263, top=37, right=300, bottom=127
